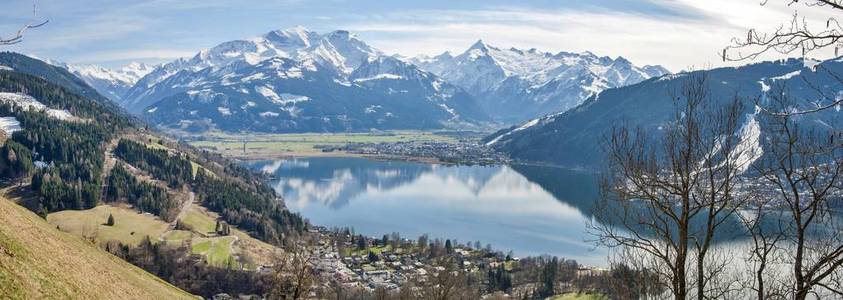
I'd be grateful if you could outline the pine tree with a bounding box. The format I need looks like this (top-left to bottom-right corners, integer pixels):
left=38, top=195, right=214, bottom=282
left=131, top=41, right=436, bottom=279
left=106, top=213, right=115, bottom=226
left=357, top=235, right=367, bottom=250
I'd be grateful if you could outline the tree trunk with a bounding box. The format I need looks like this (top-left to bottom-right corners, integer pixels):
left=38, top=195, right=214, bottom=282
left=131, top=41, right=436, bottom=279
left=697, top=250, right=705, bottom=300
left=756, top=262, right=765, bottom=300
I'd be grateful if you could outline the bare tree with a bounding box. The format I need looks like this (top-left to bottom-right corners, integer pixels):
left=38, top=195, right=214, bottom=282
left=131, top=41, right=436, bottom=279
left=413, top=257, right=478, bottom=300
left=736, top=189, right=789, bottom=300
left=749, top=86, right=843, bottom=300
left=591, top=74, right=752, bottom=299
left=722, top=3, right=843, bottom=297
left=1, top=1, right=48, bottom=46
left=269, top=242, right=316, bottom=299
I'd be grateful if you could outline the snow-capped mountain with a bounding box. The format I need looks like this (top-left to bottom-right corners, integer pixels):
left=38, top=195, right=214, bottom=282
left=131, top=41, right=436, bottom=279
left=125, top=26, right=490, bottom=133
left=412, top=40, right=670, bottom=123
left=485, top=58, right=842, bottom=169
left=51, top=61, right=155, bottom=102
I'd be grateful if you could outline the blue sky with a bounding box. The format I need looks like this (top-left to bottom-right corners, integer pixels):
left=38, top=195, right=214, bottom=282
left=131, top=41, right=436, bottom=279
left=0, top=0, right=827, bottom=70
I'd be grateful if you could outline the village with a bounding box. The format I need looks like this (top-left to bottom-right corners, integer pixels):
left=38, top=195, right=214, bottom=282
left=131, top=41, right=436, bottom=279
left=288, top=226, right=614, bottom=298
left=322, top=140, right=510, bottom=165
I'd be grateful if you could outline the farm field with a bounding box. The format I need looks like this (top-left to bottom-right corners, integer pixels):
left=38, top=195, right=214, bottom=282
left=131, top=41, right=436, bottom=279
left=187, top=130, right=458, bottom=158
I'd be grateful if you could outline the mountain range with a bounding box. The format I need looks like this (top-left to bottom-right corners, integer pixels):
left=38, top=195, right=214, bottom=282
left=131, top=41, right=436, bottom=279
left=90, top=27, right=490, bottom=133
left=53, top=26, right=667, bottom=133
left=485, top=58, right=843, bottom=169
left=52, top=61, right=156, bottom=103
left=412, top=40, right=669, bottom=123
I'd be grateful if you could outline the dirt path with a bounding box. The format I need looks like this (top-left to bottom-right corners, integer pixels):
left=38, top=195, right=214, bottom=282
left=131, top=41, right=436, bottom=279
left=98, top=138, right=119, bottom=201
left=168, top=191, right=194, bottom=230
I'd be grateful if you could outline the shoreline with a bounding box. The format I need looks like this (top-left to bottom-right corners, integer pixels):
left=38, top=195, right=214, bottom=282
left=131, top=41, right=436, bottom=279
left=219, top=149, right=610, bottom=268
left=226, top=149, right=595, bottom=173
left=223, top=150, right=451, bottom=165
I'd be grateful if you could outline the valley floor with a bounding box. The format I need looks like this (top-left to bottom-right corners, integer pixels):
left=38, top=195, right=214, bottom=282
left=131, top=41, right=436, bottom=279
left=179, top=129, right=509, bottom=165
left=181, top=130, right=460, bottom=160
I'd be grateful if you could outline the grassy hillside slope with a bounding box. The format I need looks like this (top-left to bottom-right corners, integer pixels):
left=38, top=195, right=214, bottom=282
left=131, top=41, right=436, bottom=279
left=0, top=197, right=194, bottom=299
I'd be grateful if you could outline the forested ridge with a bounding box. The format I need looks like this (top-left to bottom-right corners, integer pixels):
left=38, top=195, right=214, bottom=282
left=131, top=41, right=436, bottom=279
left=0, top=55, right=305, bottom=245
left=0, top=71, right=132, bottom=214
left=114, top=138, right=305, bottom=244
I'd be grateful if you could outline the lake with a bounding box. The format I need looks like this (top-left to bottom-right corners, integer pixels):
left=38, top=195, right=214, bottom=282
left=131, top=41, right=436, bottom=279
left=243, top=157, right=608, bottom=266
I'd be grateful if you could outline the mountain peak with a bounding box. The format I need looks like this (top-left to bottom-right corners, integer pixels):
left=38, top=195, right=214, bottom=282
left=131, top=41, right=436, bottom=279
left=328, top=30, right=352, bottom=40
left=290, top=25, right=309, bottom=32
left=642, top=65, right=671, bottom=77
left=613, top=56, right=631, bottom=64
left=434, top=51, right=454, bottom=60
left=580, top=50, right=597, bottom=58
left=468, top=39, right=490, bottom=52
left=264, top=26, right=318, bottom=49
left=412, top=43, right=673, bottom=122
left=279, top=25, right=313, bottom=37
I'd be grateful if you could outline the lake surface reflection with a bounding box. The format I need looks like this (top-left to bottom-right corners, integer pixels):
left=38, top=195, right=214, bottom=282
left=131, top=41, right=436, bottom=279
left=244, top=157, right=607, bottom=266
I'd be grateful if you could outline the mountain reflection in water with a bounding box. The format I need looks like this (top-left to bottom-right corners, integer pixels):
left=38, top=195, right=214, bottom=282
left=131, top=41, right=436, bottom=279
left=244, top=157, right=605, bottom=265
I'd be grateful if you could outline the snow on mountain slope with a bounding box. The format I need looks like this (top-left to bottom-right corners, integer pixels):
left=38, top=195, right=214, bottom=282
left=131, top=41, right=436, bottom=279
left=413, top=41, right=670, bottom=123
left=132, top=27, right=490, bottom=133
left=51, top=61, right=155, bottom=102
left=122, top=27, right=385, bottom=113
left=486, top=57, right=842, bottom=169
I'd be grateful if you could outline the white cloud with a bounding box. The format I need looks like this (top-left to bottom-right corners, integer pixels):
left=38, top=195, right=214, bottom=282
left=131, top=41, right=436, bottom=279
left=345, top=1, right=840, bottom=71
left=3, top=0, right=838, bottom=69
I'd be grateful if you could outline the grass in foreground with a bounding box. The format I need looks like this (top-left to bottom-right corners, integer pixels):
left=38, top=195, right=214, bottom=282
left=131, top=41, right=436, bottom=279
left=0, top=197, right=193, bottom=299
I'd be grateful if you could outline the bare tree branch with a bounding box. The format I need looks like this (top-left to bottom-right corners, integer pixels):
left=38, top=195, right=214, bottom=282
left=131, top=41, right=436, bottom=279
left=723, top=0, right=843, bottom=61
left=0, top=1, right=48, bottom=46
